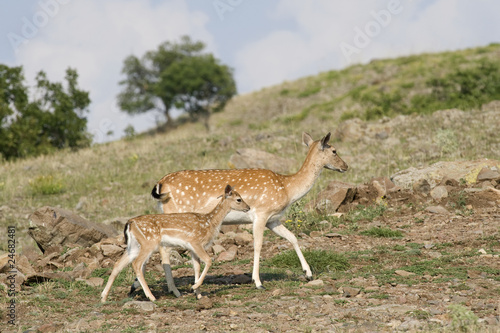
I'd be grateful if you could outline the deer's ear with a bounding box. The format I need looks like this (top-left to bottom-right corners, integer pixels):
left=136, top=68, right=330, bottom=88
left=302, top=132, right=314, bottom=147
left=320, top=132, right=331, bottom=151
left=224, top=184, right=233, bottom=197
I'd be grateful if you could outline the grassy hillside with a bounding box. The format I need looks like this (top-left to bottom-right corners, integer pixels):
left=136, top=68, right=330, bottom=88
left=1, top=43, right=500, bottom=253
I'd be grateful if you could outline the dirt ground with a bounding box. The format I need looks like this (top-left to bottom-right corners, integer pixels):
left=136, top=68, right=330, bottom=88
left=3, top=181, right=500, bottom=333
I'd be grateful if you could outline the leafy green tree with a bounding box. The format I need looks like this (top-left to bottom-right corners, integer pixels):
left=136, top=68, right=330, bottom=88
left=0, top=65, right=91, bottom=160
left=117, top=36, right=236, bottom=130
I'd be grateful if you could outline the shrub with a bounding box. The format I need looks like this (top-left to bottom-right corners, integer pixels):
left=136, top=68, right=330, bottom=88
left=29, top=175, right=65, bottom=195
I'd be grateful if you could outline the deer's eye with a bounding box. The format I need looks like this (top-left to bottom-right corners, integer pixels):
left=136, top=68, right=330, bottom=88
left=237, top=198, right=242, bottom=203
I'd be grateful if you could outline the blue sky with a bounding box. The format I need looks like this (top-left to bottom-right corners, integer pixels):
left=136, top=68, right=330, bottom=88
left=1, top=0, right=500, bottom=142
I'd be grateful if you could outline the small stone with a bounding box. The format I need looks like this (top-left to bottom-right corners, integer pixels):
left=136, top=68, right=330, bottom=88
left=196, top=296, right=213, bottom=311
left=342, top=286, right=361, bottom=298
left=306, top=279, right=324, bottom=287
left=85, top=277, right=104, bottom=287
left=395, top=270, right=415, bottom=277
left=211, top=244, right=226, bottom=255
left=123, top=301, right=157, bottom=312
left=101, top=244, right=124, bottom=257
left=477, top=167, right=500, bottom=181
left=234, top=232, right=253, bottom=246
left=430, top=186, right=448, bottom=201
left=426, top=206, right=449, bottom=214
left=216, top=245, right=238, bottom=262
left=413, top=179, right=431, bottom=195
left=309, top=231, right=322, bottom=238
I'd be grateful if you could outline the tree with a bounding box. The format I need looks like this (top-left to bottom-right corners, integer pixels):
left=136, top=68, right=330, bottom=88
left=117, top=36, right=236, bottom=130
left=0, top=65, right=91, bottom=160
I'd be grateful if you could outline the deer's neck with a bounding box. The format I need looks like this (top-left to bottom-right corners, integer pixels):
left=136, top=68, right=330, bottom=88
left=205, top=199, right=231, bottom=235
left=283, top=148, right=323, bottom=204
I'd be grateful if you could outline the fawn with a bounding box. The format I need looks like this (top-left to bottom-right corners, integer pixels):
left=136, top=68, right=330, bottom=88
left=101, top=185, right=250, bottom=302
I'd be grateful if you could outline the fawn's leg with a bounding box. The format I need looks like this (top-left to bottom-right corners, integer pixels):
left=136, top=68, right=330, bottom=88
left=101, top=252, right=133, bottom=302
left=131, top=249, right=156, bottom=302
left=191, top=245, right=212, bottom=291
left=191, top=251, right=201, bottom=283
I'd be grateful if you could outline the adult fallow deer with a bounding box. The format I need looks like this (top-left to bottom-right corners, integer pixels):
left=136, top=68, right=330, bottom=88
left=147, top=132, right=348, bottom=296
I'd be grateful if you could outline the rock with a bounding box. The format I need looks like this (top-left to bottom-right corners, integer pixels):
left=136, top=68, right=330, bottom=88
left=84, top=277, right=104, bottom=287
left=309, top=231, right=322, bottom=238
left=100, top=244, right=124, bottom=258
left=306, top=279, right=324, bottom=287
left=211, top=244, right=226, bottom=255
left=220, top=225, right=239, bottom=234
left=0, top=253, right=10, bottom=273
left=324, top=233, right=347, bottom=241
left=123, top=301, right=157, bottom=312
left=234, top=232, right=253, bottom=246
left=217, top=245, right=238, bottom=262
left=395, top=270, right=415, bottom=277
left=438, top=176, right=459, bottom=187
left=391, top=159, right=500, bottom=188
left=196, top=296, right=214, bottom=311
left=430, top=185, right=448, bottom=201
left=426, top=206, right=449, bottom=214
left=371, top=177, right=396, bottom=197
left=28, top=206, right=118, bottom=253
left=342, top=286, right=361, bottom=298
left=70, top=262, right=91, bottom=279
left=228, top=148, right=296, bottom=174
left=16, top=255, right=37, bottom=277
left=413, top=179, right=430, bottom=195
left=477, top=167, right=500, bottom=181
left=308, top=181, right=357, bottom=213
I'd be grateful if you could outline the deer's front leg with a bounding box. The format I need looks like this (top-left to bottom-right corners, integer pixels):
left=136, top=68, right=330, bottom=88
left=268, top=220, right=312, bottom=280
left=251, top=216, right=268, bottom=289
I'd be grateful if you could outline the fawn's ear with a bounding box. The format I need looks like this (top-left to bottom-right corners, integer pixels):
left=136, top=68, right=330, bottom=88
left=303, top=132, right=314, bottom=147
left=224, top=184, right=233, bottom=197
left=320, top=132, right=331, bottom=151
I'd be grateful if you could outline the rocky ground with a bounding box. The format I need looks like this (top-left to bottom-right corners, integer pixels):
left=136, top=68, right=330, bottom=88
left=1, top=162, right=500, bottom=332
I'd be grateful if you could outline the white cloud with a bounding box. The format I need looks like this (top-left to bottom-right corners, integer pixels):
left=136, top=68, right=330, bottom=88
left=235, top=0, right=500, bottom=93
left=14, top=0, right=213, bottom=142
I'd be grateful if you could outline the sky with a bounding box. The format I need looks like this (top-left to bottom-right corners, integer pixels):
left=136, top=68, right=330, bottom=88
left=1, top=0, right=500, bottom=142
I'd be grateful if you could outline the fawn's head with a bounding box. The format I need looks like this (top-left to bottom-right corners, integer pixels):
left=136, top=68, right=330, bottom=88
left=303, top=132, right=348, bottom=173
left=223, top=184, right=251, bottom=212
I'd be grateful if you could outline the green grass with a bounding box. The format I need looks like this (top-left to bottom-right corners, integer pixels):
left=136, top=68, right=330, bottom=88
left=345, top=203, right=387, bottom=223
left=360, top=227, right=404, bottom=238
left=265, top=249, right=350, bottom=275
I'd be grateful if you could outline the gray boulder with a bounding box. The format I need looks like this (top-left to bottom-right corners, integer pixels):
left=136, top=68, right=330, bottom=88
left=28, top=206, right=118, bottom=253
